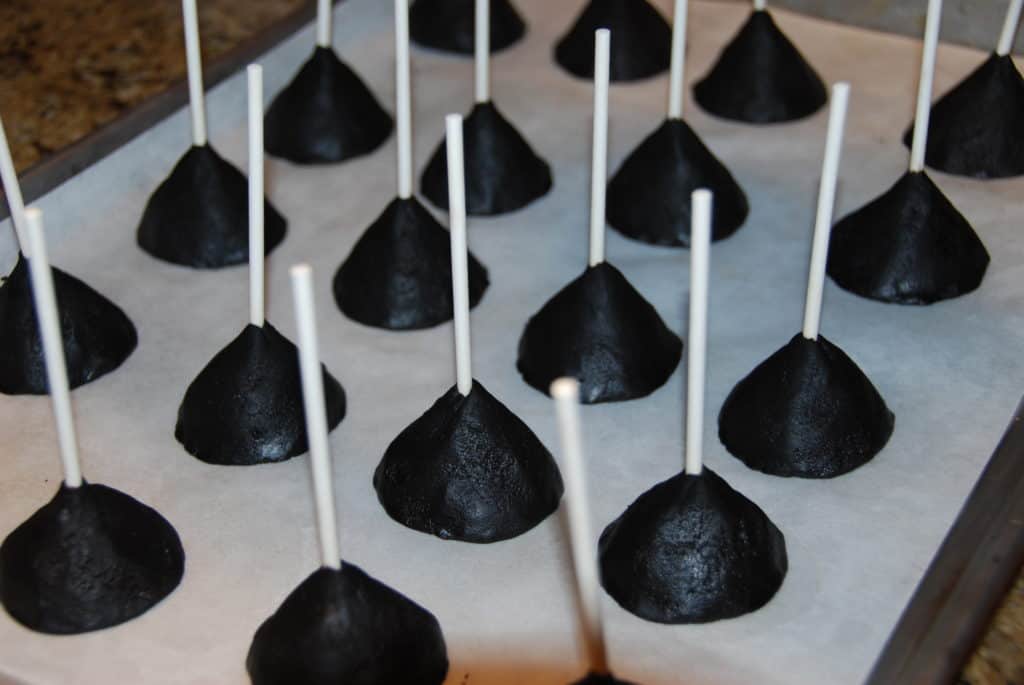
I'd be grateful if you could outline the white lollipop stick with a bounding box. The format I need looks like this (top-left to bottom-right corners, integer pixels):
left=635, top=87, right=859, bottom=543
left=317, top=0, right=332, bottom=48
left=475, top=0, right=490, bottom=103
left=181, top=0, right=208, bottom=147
left=753, top=0, right=766, bottom=10
left=395, top=0, right=414, bottom=199
left=668, top=0, right=688, bottom=120
left=551, top=378, right=610, bottom=676
left=0, top=115, right=29, bottom=255
left=589, top=29, right=610, bottom=268
left=446, top=115, right=473, bottom=396
left=997, top=0, right=1023, bottom=56
left=248, top=65, right=265, bottom=328
left=24, top=209, right=82, bottom=488
left=910, top=0, right=943, bottom=173
left=685, top=190, right=712, bottom=477
left=802, top=83, right=850, bottom=341
left=291, top=264, right=341, bottom=570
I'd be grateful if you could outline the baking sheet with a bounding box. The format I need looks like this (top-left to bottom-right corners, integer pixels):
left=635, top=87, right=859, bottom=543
left=1, top=1, right=1022, bottom=683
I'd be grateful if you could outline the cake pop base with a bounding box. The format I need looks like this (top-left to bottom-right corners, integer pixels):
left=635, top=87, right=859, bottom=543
left=374, top=381, right=564, bottom=543
left=137, top=144, right=287, bottom=269
left=554, top=0, right=672, bottom=82
left=0, top=482, right=184, bottom=634
left=719, top=334, right=894, bottom=478
left=693, top=10, right=827, bottom=124
left=264, top=47, right=393, bottom=164
left=607, top=119, right=749, bottom=247
left=0, top=254, right=137, bottom=395
left=410, top=0, right=526, bottom=54
left=827, top=171, right=990, bottom=305
left=902, top=53, right=1024, bottom=179
left=421, top=101, right=552, bottom=216
left=333, top=197, right=490, bottom=330
left=175, top=322, right=347, bottom=466
left=247, top=563, right=448, bottom=685
left=599, top=468, right=787, bottom=624
left=517, top=262, right=682, bottom=403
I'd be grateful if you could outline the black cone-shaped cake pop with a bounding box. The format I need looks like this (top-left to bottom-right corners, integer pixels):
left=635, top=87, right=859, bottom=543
left=599, top=190, right=787, bottom=624
left=335, top=3, right=491, bottom=330
left=421, top=103, right=552, bottom=215
left=263, top=0, right=392, bottom=164
left=410, top=0, right=526, bottom=54
left=519, top=35, right=681, bottom=403
left=0, top=116, right=137, bottom=395
left=900, top=2, right=1024, bottom=178
left=247, top=265, right=448, bottom=685
left=176, top=322, right=346, bottom=465
left=720, top=85, right=894, bottom=478
left=138, top=0, right=286, bottom=269
left=177, top=66, right=346, bottom=466
left=693, top=5, right=827, bottom=124
left=554, top=0, right=671, bottom=82
left=0, top=208, right=184, bottom=634
left=720, top=334, right=894, bottom=478
left=376, top=117, right=563, bottom=543
left=607, top=1, right=749, bottom=247
left=518, top=263, right=681, bottom=402
left=421, top=3, right=551, bottom=215
left=335, top=198, right=490, bottom=328
left=551, top=380, right=641, bottom=685
left=828, top=0, right=990, bottom=305
left=0, top=255, right=137, bottom=395
left=600, top=467, right=787, bottom=623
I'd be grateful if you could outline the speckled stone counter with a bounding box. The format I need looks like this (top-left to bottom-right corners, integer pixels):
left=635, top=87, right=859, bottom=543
left=963, top=567, right=1024, bottom=684
left=0, top=0, right=304, bottom=173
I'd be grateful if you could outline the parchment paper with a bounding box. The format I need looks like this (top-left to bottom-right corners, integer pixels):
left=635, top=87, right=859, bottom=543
left=0, top=1, right=1022, bottom=683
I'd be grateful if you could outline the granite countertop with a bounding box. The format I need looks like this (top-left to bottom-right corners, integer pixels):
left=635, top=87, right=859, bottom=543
left=0, top=0, right=1020, bottom=682
left=0, top=0, right=304, bottom=174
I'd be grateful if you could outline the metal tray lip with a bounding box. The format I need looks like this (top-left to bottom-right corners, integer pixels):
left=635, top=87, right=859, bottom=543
left=867, top=397, right=1024, bottom=684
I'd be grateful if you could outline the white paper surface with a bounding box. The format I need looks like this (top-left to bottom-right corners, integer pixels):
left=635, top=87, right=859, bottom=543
left=0, top=2, right=1021, bottom=683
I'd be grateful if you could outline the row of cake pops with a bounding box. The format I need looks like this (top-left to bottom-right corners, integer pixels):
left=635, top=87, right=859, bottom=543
left=0, top=0, right=1004, bottom=402
left=419, top=0, right=1024, bottom=179
left=0, top=92, right=784, bottom=683
left=162, top=4, right=891, bottom=488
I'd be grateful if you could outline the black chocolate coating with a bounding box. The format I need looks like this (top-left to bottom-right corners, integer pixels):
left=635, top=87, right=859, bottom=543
left=421, top=101, right=552, bottom=216
left=571, top=673, right=638, bottom=685
left=247, top=563, right=449, bottom=685
left=0, top=482, right=184, bottom=634
left=718, top=334, right=894, bottom=479
left=693, top=10, right=827, bottom=124
left=607, top=119, right=749, bottom=247
left=137, top=144, right=287, bottom=269
left=333, top=197, right=490, bottom=330
left=410, top=0, right=526, bottom=54
left=374, top=380, right=564, bottom=543
left=827, top=171, right=990, bottom=305
left=902, top=53, right=1024, bottom=179
left=175, top=322, right=346, bottom=466
left=517, top=262, right=682, bottom=403
left=599, top=468, right=787, bottom=624
left=0, top=254, right=137, bottom=395
left=264, top=47, right=393, bottom=165
left=554, top=0, right=672, bottom=82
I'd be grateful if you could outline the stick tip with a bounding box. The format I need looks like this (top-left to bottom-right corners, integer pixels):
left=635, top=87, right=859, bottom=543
left=550, top=377, right=580, bottom=400
left=290, top=263, right=313, bottom=280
